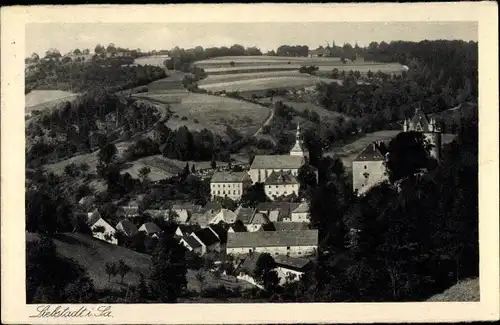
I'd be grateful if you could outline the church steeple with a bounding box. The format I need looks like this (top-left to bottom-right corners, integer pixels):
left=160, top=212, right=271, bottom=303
left=290, top=122, right=309, bottom=160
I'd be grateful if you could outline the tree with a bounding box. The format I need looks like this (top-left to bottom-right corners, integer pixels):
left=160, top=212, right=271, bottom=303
left=149, top=235, right=187, bottom=302
left=138, top=166, right=151, bottom=182
left=191, top=164, right=196, bottom=173
left=240, top=183, right=268, bottom=208
left=297, top=164, right=318, bottom=200
left=117, top=259, right=132, bottom=284
left=94, top=44, right=105, bottom=54
left=253, top=253, right=279, bottom=294
left=183, top=162, right=190, bottom=176
left=229, top=61, right=236, bottom=67
left=98, top=143, right=118, bottom=167
left=211, top=159, right=217, bottom=169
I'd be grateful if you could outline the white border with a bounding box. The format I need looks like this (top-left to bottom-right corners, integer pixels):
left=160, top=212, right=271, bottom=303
left=1, top=3, right=499, bottom=324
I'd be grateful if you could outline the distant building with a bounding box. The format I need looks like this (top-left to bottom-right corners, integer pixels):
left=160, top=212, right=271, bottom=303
left=115, top=219, right=138, bottom=237
left=274, top=254, right=313, bottom=285
left=209, top=208, right=238, bottom=225
left=248, top=123, right=309, bottom=184
left=78, top=195, right=96, bottom=211
left=246, top=212, right=270, bottom=232
left=87, top=212, right=117, bottom=245
left=210, top=171, right=252, bottom=201
left=255, top=202, right=299, bottom=222
left=290, top=201, right=310, bottom=222
left=234, top=206, right=255, bottom=224
left=226, top=229, right=318, bottom=257
left=180, top=236, right=203, bottom=255
left=403, top=107, right=442, bottom=161
left=190, top=228, right=221, bottom=255
left=117, top=200, right=141, bottom=219
left=264, top=171, right=300, bottom=200
left=352, top=141, right=388, bottom=194
left=138, top=222, right=162, bottom=237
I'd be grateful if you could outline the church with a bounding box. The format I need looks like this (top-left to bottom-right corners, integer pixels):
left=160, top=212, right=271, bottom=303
left=248, top=123, right=314, bottom=184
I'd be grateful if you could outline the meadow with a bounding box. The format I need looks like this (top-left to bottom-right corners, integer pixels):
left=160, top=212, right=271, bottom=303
left=134, top=55, right=170, bottom=67
left=25, top=90, right=79, bottom=113
left=134, top=92, right=270, bottom=138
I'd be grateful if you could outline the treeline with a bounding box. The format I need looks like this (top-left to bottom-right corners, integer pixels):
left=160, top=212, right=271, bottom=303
left=164, top=44, right=262, bottom=71
left=276, top=45, right=310, bottom=57
left=25, top=59, right=166, bottom=93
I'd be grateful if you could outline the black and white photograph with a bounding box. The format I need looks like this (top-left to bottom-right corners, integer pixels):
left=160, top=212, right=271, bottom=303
left=1, top=3, right=499, bottom=324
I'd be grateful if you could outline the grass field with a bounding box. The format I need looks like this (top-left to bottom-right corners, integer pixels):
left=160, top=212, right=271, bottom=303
left=27, top=232, right=253, bottom=294
left=134, top=55, right=170, bottom=67
left=134, top=92, right=270, bottom=137
left=25, top=90, right=79, bottom=113
left=427, top=278, right=479, bottom=302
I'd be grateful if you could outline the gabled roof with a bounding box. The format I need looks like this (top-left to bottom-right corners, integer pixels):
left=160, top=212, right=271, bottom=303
left=192, top=228, right=220, bottom=247
left=211, top=171, right=250, bottom=183
left=229, top=222, right=247, bottom=232
left=265, top=171, right=299, bottom=185
left=117, top=206, right=139, bottom=217
left=256, top=202, right=299, bottom=220
left=183, top=235, right=203, bottom=249
left=274, top=255, right=311, bottom=271
left=78, top=195, right=95, bottom=206
left=249, top=212, right=270, bottom=225
left=211, top=209, right=237, bottom=224
left=139, top=222, right=162, bottom=234
left=188, top=211, right=212, bottom=227
left=227, top=229, right=318, bottom=248
left=250, top=155, right=304, bottom=170
left=116, top=219, right=138, bottom=236
left=408, top=107, right=431, bottom=131
left=273, top=222, right=310, bottom=232
left=209, top=224, right=228, bottom=243
left=86, top=211, right=102, bottom=227
left=292, top=202, right=309, bottom=214
left=235, top=206, right=255, bottom=223
left=353, top=142, right=386, bottom=162
left=235, top=252, right=262, bottom=275
left=143, top=209, right=169, bottom=218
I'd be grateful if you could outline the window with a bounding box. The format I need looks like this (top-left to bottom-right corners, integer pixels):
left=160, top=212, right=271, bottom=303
left=233, top=190, right=236, bottom=195
left=364, top=165, right=367, bottom=169
left=218, top=190, right=220, bottom=194
left=287, top=246, right=290, bottom=250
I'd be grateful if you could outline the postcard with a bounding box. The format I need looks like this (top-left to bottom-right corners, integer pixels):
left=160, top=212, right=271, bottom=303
left=1, top=2, right=499, bottom=324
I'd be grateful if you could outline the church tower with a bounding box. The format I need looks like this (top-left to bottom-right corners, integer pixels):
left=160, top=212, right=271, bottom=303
left=289, top=122, right=309, bottom=161
left=403, top=107, right=442, bottom=162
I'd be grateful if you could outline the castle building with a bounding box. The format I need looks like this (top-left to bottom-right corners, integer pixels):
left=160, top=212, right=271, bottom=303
left=264, top=171, right=300, bottom=200
left=249, top=123, right=312, bottom=185
left=210, top=171, right=252, bottom=201
left=403, top=107, right=442, bottom=161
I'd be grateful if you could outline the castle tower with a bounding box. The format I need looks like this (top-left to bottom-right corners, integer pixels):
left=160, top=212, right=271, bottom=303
left=404, top=107, right=442, bottom=162
left=290, top=122, right=309, bottom=161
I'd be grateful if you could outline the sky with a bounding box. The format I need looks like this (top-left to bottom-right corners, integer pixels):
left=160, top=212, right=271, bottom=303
left=25, top=22, right=478, bottom=56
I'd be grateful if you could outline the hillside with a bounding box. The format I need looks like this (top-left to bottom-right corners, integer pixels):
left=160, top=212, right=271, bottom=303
left=26, top=232, right=253, bottom=294
left=426, top=278, right=480, bottom=302
left=27, top=232, right=152, bottom=291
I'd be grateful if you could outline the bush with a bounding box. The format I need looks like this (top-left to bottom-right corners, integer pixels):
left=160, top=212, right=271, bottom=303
left=193, top=119, right=199, bottom=123
left=181, top=116, right=188, bottom=121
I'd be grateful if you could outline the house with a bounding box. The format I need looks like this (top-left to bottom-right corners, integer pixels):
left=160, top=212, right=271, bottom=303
left=226, top=229, right=318, bottom=257
left=171, top=203, right=204, bottom=224
left=87, top=212, right=118, bottom=245
left=352, top=141, right=388, bottom=195
left=208, top=224, right=228, bottom=250
left=209, top=209, right=238, bottom=225
left=116, top=201, right=140, bottom=219
left=210, top=171, right=252, bottom=201
left=290, top=201, right=310, bottom=222
left=138, top=222, right=162, bottom=237
left=204, top=201, right=223, bottom=214
left=180, top=236, right=203, bottom=255
left=274, top=255, right=313, bottom=285
left=248, top=124, right=308, bottom=184
left=190, top=228, right=221, bottom=255
left=115, top=219, right=138, bottom=237
left=235, top=206, right=255, bottom=224
left=246, top=212, right=270, bottom=232
left=233, top=252, right=265, bottom=289
left=264, top=171, right=300, bottom=200
left=188, top=210, right=213, bottom=228
left=255, top=202, right=299, bottom=222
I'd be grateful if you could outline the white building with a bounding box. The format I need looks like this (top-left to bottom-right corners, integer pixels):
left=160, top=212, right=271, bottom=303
left=226, top=229, right=318, bottom=257
left=190, top=228, right=221, bottom=255
left=274, top=255, right=313, bottom=285
left=290, top=201, right=310, bottom=223
left=210, top=171, right=252, bottom=201
left=352, top=141, right=388, bottom=194
left=248, top=123, right=310, bottom=184
left=264, top=171, right=300, bottom=200
left=87, top=212, right=118, bottom=245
